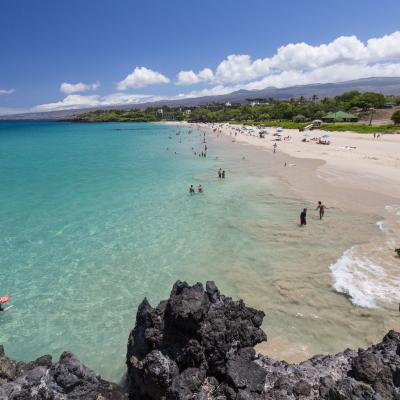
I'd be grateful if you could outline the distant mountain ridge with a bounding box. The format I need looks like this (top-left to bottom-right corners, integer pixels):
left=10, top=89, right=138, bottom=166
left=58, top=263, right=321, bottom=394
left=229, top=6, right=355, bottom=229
left=2, top=77, right=400, bottom=120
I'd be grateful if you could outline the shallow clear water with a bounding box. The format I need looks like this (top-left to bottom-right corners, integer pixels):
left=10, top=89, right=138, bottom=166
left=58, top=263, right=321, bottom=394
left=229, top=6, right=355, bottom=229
left=0, top=121, right=398, bottom=382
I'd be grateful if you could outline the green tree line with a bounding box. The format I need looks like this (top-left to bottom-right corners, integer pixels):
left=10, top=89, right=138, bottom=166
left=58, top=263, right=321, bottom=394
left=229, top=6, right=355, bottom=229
left=75, top=91, right=400, bottom=124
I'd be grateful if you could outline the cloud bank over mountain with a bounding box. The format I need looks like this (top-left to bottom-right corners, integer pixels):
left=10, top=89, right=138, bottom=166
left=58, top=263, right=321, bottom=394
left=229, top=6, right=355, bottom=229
left=33, top=31, right=400, bottom=112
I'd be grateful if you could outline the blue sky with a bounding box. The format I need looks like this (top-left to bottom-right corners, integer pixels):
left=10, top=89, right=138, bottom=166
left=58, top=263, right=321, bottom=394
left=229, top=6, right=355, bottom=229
left=1, top=0, right=400, bottom=114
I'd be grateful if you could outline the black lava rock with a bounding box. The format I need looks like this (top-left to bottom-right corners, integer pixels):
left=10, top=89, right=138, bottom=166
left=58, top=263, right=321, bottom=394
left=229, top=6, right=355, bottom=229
left=126, top=280, right=267, bottom=399
left=0, top=349, right=127, bottom=399
left=2, top=281, right=400, bottom=400
left=126, top=281, right=400, bottom=400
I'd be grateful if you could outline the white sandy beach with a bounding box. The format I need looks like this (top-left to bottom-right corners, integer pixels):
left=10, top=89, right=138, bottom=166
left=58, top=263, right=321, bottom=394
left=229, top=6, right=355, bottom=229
left=191, top=122, right=400, bottom=212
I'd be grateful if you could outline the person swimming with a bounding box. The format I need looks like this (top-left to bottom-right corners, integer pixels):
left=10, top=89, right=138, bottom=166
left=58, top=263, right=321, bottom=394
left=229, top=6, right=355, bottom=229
left=300, top=208, right=307, bottom=226
left=316, top=201, right=328, bottom=220
left=0, top=295, right=11, bottom=311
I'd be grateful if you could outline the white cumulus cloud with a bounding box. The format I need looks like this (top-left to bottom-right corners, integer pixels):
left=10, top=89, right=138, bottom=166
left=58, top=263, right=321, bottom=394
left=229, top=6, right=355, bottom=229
left=0, top=88, right=15, bottom=95
left=215, top=55, right=270, bottom=84
left=176, top=68, right=214, bottom=85
left=117, top=67, right=170, bottom=90
left=33, top=93, right=161, bottom=112
left=60, top=81, right=100, bottom=94
left=181, top=85, right=235, bottom=98
left=174, top=31, right=400, bottom=88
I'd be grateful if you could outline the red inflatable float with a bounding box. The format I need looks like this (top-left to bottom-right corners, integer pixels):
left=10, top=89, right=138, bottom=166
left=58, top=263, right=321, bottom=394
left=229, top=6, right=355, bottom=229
left=0, top=295, right=11, bottom=303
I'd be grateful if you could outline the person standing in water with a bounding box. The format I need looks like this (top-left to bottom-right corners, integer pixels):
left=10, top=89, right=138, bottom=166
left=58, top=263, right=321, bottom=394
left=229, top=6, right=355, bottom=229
left=218, top=168, right=222, bottom=179
left=222, top=170, right=226, bottom=179
left=198, top=185, right=203, bottom=193
left=189, top=185, right=195, bottom=195
left=316, top=201, right=328, bottom=220
left=300, top=208, right=307, bottom=226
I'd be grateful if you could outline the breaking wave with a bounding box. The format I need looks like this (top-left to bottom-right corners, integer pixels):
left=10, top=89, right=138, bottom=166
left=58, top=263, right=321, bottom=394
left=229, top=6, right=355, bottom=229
left=330, top=206, right=400, bottom=309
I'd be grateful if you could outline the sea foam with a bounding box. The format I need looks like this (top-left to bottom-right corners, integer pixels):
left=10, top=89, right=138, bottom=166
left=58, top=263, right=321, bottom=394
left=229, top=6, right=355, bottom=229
left=331, top=206, right=400, bottom=309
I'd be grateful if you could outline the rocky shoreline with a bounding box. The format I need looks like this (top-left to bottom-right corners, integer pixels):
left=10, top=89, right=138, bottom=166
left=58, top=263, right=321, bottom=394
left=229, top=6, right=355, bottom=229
left=1, top=281, right=399, bottom=399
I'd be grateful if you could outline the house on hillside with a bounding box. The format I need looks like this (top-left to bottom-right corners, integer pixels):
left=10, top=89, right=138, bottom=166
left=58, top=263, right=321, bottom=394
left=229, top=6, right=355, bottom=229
left=384, top=102, right=395, bottom=108
left=322, top=111, right=358, bottom=123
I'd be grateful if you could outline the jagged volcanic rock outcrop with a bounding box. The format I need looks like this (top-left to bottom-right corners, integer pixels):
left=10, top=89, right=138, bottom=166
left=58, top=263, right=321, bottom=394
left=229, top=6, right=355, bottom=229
left=126, top=280, right=267, bottom=399
left=259, top=329, right=400, bottom=399
left=126, top=280, right=400, bottom=400
left=1, top=280, right=400, bottom=399
left=0, top=346, right=127, bottom=399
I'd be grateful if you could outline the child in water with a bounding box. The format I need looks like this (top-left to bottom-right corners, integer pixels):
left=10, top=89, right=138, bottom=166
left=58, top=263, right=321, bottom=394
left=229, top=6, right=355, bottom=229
left=198, top=185, right=203, bottom=193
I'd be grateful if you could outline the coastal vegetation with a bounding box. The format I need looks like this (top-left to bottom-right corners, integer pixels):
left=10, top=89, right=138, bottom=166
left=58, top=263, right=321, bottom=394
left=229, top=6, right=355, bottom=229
left=391, top=110, right=400, bottom=124
left=74, top=90, right=400, bottom=133
left=75, top=108, right=185, bottom=122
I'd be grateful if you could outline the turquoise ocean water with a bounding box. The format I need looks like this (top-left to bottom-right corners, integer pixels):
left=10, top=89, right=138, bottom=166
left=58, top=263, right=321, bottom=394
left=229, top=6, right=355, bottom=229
left=1, top=121, right=395, bottom=382
left=0, top=121, right=292, bottom=381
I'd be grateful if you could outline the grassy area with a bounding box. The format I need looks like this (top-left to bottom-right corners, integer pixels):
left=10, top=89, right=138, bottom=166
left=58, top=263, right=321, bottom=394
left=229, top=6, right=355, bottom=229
left=321, top=123, right=400, bottom=133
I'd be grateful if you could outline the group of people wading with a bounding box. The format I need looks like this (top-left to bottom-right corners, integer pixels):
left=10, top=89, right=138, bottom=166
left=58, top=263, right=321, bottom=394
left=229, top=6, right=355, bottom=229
left=300, top=201, right=328, bottom=226
left=188, top=131, right=228, bottom=195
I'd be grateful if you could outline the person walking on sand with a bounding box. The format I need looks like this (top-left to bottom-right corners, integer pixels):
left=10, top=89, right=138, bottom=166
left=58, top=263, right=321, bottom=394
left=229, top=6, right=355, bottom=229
left=316, top=201, right=328, bottom=220
left=189, top=185, right=195, bottom=195
left=273, top=143, right=277, bottom=154
left=300, top=208, right=307, bottom=226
